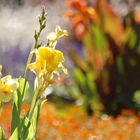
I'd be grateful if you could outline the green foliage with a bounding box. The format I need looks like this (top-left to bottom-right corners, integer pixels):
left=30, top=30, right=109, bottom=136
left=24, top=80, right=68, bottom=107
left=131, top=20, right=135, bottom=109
left=67, top=0, right=140, bottom=115
left=133, top=90, right=140, bottom=110
left=0, top=127, right=6, bottom=140
left=9, top=100, right=43, bottom=140
left=11, top=77, right=29, bottom=134
left=72, top=68, right=103, bottom=115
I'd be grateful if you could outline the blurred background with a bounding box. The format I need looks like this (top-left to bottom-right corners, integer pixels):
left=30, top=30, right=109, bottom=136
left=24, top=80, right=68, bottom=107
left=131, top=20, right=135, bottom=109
left=1, top=0, right=140, bottom=139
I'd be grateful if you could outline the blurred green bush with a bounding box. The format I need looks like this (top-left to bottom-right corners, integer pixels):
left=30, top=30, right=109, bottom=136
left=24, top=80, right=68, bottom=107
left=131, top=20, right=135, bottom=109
left=65, top=0, right=140, bottom=115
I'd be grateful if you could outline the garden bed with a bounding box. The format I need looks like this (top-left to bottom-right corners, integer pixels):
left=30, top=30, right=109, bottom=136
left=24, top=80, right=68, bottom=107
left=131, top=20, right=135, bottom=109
left=0, top=103, right=140, bottom=140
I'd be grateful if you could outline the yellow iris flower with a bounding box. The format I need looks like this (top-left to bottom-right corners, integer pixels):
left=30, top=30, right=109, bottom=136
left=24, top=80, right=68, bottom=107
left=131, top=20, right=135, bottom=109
left=28, top=25, right=68, bottom=92
left=28, top=47, right=67, bottom=91
left=0, top=65, right=19, bottom=103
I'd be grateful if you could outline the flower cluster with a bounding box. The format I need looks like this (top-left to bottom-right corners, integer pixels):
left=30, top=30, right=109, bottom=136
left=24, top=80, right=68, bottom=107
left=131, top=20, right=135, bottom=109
left=0, top=65, right=19, bottom=104
left=28, top=25, right=68, bottom=94
left=0, top=8, right=68, bottom=140
left=65, top=0, right=96, bottom=39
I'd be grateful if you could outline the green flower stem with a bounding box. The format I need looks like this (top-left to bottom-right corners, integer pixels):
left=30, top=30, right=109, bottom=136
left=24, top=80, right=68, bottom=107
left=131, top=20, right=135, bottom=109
left=28, top=87, right=40, bottom=120
left=22, top=8, right=46, bottom=98
left=22, top=41, right=37, bottom=99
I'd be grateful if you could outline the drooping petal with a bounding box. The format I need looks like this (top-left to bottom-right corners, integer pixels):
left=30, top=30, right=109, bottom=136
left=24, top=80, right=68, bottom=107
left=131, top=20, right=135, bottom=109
left=46, top=26, right=68, bottom=48
left=55, top=25, right=68, bottom=38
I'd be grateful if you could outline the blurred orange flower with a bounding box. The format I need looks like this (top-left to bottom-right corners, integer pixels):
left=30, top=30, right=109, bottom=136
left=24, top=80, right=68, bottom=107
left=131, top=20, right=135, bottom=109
left=1, top=103, right=140, bottom=139
left=135, top=10, right=140, bottom=24
left=65, top=0, right=96, bottom=40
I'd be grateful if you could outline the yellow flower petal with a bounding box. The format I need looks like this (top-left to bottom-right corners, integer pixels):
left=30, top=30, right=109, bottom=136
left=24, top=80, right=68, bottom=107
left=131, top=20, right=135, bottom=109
left=47, top=32, right=57, bottom=41
left=28, top=59, right=46, bottom=77
left=28, top=46, right=66, bottom=91
left=0, top=74, right=19, bottom=103
left=55, top=25, right=68, bottom=38
left=0, top=86, right=12, bottom=103
left=46, top=26, right=68, bottom=48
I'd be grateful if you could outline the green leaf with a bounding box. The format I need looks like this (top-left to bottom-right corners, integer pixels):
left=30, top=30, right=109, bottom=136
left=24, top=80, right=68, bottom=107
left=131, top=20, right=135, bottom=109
left=0, top=127, right=6, bottom=140
left=74, top=68, right=90, bottom=96
left=86, top=72, right=96, bottom=94
left=9, top=117, right=31, bottom=140
left=96, top=0, right=124, bottom=46
left=74, top=69, right=85, bottom=88
left=10, top=100, right=44, bottom=140
left=124, top=27, right=137, bottom=48
left=133, top=90, right=140, bottom=105
left=116, top=56, right=124, bottom=75
left=20, top=117, right=31, bottom=140
left=26, top=100, right=44, bottom=139
left=91, top=26, right=107, bottom=53
left=83, top=32, right=93, bottom=49
left=18, top=77, right=29, bottom=100
left=10, top=77, right=29, bottom=134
